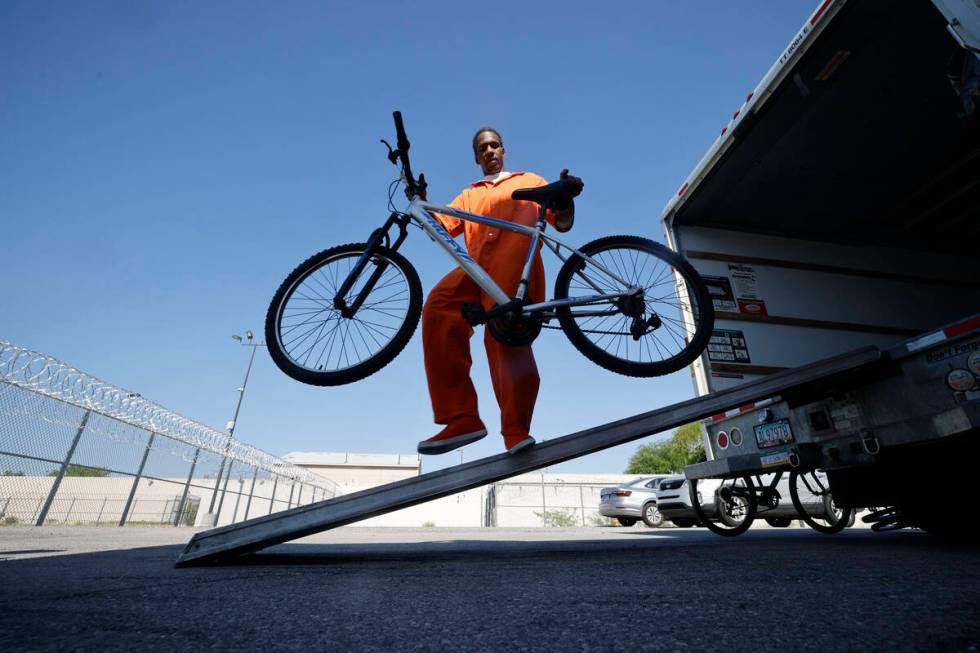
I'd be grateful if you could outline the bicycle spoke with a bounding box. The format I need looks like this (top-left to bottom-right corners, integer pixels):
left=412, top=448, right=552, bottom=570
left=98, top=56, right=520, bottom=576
left=563, top=243, right=709, bottom=368
left=276, top=250, right=413, bottom=373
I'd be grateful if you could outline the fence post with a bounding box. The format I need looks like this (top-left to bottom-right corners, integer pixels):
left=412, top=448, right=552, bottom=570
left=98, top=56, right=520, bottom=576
left=64, top=497, right=77, bottom=523
left=297, top=483, right=304, bottom=506
left=244, top=467, right=259, bottom=520
left=287, top=481, right=296, bottom=509
left=174, top=448, right=200, bottom=527
left=215, top=461, right=235, bottom=524
left=483, top=485, right=493, bottom=527
left=96, top=497, right=108, bottom=524
left=232, top=477, right=244, bottom=523
left=0, top=497, right=9, bottom=520
left=579, top=485, right=586, bottom=526
left=540, top=473, right=547, bottom=527
left=119, top=432, right=156, bottom=526
left=36, top=410, right=91, bottom=526
left=268, top=475, right=279, bottom=515
left=206, top=457, right=227, bottom=515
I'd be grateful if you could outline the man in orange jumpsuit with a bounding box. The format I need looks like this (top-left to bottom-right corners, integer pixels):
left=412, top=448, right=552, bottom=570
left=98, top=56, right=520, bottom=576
left=418, top=128, right=576, bottom=456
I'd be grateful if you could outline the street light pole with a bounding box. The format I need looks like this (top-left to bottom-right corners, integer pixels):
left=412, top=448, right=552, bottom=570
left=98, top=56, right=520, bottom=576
left=205, top=331, right=262, bottom=525
left=227, top=335, right=258, bottom=438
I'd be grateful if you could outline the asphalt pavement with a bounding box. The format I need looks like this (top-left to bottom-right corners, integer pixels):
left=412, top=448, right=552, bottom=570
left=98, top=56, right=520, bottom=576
left=2, top=525, right=979, bottom=652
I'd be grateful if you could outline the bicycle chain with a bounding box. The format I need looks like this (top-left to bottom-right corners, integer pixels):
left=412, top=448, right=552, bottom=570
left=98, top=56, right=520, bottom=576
left=541, top=324, right=631, bottom=336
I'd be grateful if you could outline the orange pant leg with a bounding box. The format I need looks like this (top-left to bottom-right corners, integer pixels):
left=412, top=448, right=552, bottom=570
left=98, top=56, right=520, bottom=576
left=484, top=331, right=540, bottom=439
left=422, top=268, right=482, bottom=424
left=481, top=255, right=545, bottom=440
left=424, top=255, right=546, bottom=439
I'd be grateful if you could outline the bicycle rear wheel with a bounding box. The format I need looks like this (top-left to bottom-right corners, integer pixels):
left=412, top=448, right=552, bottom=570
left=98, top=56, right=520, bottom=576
left=689, top=477, right=757, bottom=537
left=789, top=470, right=853, bottom=535
left=553, top=235, right=714, bottom=377
left=265, top=243, right=422, bottom=386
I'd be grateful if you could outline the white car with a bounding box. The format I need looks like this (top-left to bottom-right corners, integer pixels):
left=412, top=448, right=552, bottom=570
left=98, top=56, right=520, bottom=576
left=598, top=476, right=670, bottom=527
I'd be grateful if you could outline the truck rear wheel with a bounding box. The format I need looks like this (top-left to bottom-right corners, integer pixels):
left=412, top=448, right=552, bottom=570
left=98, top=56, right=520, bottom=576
left=765, top=517, right=793, bottom=528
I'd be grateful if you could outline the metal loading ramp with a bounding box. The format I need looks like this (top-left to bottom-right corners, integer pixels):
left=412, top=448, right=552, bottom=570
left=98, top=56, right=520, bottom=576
left=176, top=345, right=883, bottom=566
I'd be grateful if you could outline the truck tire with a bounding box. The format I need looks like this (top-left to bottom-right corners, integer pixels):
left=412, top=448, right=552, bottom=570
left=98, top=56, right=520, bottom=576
left=765, top=517, right=793, bottom=528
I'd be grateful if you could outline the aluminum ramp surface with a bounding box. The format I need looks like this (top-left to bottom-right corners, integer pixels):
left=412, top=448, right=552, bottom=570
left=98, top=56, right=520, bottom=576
left=176, top=345, right=883, bottom=566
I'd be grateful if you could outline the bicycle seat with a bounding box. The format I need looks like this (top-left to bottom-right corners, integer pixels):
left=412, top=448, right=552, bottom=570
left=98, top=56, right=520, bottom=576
left=511, top=176, right=583, bottom=207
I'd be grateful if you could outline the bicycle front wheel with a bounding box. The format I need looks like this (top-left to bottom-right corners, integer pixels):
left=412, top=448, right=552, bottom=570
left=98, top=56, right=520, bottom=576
left=554, top=235, right=714, bottom=377
left=265, top=243, right=422, bottom=386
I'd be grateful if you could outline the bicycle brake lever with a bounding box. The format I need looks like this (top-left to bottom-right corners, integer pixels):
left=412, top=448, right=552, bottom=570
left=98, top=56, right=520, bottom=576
left=380, top=139, right=399, bottom=165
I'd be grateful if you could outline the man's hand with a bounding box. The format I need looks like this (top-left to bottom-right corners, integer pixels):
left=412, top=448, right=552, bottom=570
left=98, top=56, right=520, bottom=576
left=553, top=169, right=582, bottom=232
left=559, top=168, right=584, bottom=194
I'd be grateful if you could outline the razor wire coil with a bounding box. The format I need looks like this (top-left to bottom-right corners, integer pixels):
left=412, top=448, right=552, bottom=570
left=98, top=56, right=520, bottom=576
left=0, top=339, right=339, bottom=495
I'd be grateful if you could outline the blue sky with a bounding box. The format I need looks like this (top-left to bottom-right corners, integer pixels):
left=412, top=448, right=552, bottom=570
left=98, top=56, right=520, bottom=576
left=1, top=0, right=819, bottom=474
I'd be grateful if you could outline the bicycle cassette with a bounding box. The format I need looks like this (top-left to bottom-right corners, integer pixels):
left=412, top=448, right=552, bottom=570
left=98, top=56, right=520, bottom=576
left=487, top=313, right=543, bottom=346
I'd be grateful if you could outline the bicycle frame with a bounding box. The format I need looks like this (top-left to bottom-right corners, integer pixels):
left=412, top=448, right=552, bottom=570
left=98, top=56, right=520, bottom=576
left=405, top=195, right=638, bottom=316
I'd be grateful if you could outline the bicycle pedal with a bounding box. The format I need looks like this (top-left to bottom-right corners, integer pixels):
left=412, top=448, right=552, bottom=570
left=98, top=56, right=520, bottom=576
left=461, top=302, right=487, bottom=326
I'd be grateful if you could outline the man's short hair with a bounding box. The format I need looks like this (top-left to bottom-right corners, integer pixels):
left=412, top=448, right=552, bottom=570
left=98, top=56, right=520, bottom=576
left=472, top=127, right=503, bottom=156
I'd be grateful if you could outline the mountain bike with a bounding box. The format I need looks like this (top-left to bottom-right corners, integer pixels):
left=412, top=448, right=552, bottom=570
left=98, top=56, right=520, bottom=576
left=264, top=111, right=714, bottom=386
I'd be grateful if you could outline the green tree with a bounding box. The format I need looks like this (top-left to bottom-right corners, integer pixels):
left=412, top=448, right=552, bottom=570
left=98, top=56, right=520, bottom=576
left=2, top=470, right=26, bottom=476
left=47, top=464, right=110, bottom=478
left=626, top=423, right=705, bottom=474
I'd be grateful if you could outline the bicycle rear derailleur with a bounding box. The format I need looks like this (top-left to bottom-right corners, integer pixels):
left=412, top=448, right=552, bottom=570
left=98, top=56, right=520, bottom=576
left=617, top=290, right=662, bottom=341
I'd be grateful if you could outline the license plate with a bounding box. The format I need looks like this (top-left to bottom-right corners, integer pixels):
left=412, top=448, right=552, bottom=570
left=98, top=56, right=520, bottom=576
left=754, top=419, right=794, bottom=449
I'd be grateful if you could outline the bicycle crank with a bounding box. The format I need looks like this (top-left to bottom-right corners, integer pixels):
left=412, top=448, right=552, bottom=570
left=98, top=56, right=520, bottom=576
left=487, top=312, right=543, bottom=346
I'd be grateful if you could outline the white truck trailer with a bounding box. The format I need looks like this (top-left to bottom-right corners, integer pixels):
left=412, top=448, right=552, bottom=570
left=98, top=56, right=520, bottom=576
left=663, top=0, right=980, bottom=535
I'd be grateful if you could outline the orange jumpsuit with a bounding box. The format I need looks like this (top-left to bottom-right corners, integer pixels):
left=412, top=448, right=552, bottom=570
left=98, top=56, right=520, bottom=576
left=423, top=172, right=559, bottom=443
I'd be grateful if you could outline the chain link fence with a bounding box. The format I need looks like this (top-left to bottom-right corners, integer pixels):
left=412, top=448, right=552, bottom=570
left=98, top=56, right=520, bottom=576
left=0, top=340, right=340, bottom=528
left=485, top=479, right=615, bottom=527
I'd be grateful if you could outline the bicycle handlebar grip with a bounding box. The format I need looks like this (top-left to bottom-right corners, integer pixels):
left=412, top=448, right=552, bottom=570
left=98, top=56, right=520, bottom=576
left=393, top=111, right=409, bottom=150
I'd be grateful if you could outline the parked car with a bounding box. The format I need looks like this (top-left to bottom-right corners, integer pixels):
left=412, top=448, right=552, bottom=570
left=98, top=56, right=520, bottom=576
left=655, top=473, right=854, bottom=529
left=599, top=476, right=669, bottom=527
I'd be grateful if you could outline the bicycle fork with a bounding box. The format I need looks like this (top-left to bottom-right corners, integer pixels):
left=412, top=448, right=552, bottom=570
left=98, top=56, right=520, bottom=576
left=333, top=213, right=410, bottom=318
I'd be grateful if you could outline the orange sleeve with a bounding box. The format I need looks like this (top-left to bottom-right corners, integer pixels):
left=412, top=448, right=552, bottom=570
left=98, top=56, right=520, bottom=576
left=434, top=190, right=466, bottom=238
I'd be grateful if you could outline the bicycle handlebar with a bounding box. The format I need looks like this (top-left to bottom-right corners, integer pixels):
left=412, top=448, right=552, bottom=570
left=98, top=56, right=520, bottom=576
left=393, top=111, right=409, bottom=152
left=391, top=111, right=420, bottom=197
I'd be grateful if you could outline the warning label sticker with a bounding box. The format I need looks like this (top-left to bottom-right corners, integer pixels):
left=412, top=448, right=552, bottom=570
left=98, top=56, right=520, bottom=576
left=760, top=451, right=790, bottom=468
left=702, top=275, right=737, bottom=312
left=728, top=264, right=767, bottom=316
left=737, top=298, right=768, bottom=316
left=708, top=329, right=751, bottom=363
left=729, top=264, right=760, bottom=299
